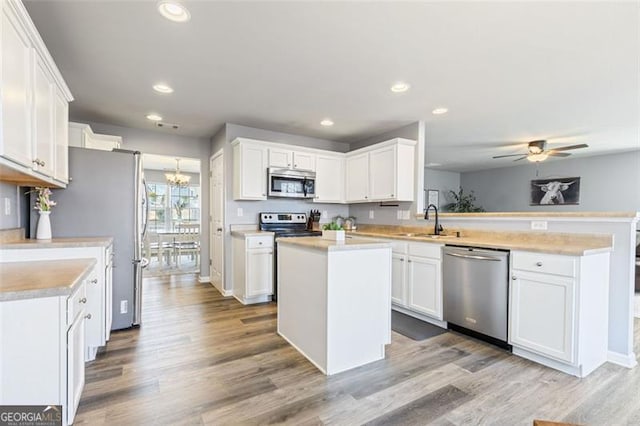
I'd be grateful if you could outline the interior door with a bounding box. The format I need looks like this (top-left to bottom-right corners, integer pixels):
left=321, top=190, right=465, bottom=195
left=210, top=152, right=225, bottom=287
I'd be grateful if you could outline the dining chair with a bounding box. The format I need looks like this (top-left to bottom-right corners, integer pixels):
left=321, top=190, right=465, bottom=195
left=174, top=224, right=200, bottom=268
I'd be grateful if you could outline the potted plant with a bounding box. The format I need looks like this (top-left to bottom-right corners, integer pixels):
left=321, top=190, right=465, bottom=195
left=444, top=187, right=485, bottom=213
left=30, top=187, right=57, bottom=239
left=322, top=222, right=345, bottom=241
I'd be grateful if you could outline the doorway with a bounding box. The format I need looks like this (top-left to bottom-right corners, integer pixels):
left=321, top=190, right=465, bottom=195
left=142, top=153, right=202, bottom=277
left=210, top=150, right=225, bottom=293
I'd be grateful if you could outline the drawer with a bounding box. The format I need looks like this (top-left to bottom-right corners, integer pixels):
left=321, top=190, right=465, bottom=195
left=389, top=240, right=408, bottom=254
left=67, top=281, right=87, bottom=325
left=512, top=251, right=576, bottom=277
left=409, top=242, right=442, bottom=259
left=247, top=235, right=274, bottom=249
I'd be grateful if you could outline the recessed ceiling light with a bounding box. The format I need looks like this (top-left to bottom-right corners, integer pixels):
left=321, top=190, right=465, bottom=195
left=153, top=83, right=174, bottom=94
left=432, top=107, right=448, bottom=115
left=320, top=118, right=334, bottom=127
left=390, top=82, right=410, bottom=93
left=157, top=1, right=191, bottom=23
left=146, top=113, right=163, bottom=121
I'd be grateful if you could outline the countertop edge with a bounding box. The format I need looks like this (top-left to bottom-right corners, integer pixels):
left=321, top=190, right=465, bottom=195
left=0, top=258, right=97, bottom=302
left=276, top=237, right=391, bottom=252
left=0, top=237, right=114, bottom=249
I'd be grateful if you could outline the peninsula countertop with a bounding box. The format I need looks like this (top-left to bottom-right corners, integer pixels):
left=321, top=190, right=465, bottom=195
left=230, top=230, right=275, bottom=238
left=0, top=237, right=114, bottom=249
left=276, top=236, right=391, bottom=252
left=349, top=227, right=613, bottom=256
left=0, top=258, right=96, bottom=301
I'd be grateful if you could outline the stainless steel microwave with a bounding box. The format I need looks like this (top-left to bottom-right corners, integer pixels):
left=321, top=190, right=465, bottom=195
left=268, top=167, right=316, bottom=199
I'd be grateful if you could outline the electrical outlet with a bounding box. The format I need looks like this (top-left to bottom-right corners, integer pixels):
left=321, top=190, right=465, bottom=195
left=322, top=210, right=328, bottom=219
left=120, top=300, right=128, bottom=314
left=397, top=210, right=403, bottom=220
left=3, top=198, right=10, bottom=216
left=531, top=221, right=548, bottom=230
left=402, top=210, right=411, bottom=220
left=369, top=210, right=375, bottom=219
left=237, top=207, right=243, bottom=217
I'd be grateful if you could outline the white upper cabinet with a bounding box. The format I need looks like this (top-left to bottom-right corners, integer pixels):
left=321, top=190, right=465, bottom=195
left=1, top=2, right=33, bottom=168
left=345, top=152, right=369, bottom=202
left=268, top=147, right=316, bottom=171
left=346, top=138, right=416, bottom=203
left=0, top=0, right=73, bottom=187
left=314, top=154, right=344, bottom=203
left=233, top=139, right=268, bottom=200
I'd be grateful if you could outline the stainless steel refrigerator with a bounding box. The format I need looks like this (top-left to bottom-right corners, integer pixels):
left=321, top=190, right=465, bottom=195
left=46, top=147, right=148, bottom=330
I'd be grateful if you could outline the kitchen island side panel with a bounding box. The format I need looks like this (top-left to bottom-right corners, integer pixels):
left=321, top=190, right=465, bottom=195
left=277, top=244, right=328, bottom=372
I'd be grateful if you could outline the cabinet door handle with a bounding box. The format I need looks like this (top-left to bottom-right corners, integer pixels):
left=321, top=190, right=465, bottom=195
left=536, top=262, right=543, bottom=267
left=364, top=196, right=368, bottom=199
left=399, top=258, right=404, bottom=262
left=288, top=163, right=291, bottom=167
left=407, top=259, right=412, bottom=263
left=258, top=242, right=263, bottom=245
left=262, top=193, right=266, bottom=196
left=40, top=160, right=46, bottom=166
left=85, top=313, right=92, bottom=320
left=91, top=278, right=98, bottom=284
left=512, top=275, right=517, bottom=280
left=390, top=194, right=394, bottom=197
left=79, top=297, right=87, bottom=304
left=294, top=164, right=298, bottom=168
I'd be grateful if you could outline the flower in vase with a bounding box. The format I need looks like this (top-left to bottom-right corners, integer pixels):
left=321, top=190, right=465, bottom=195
left=30, top=187, right=57, bottom=212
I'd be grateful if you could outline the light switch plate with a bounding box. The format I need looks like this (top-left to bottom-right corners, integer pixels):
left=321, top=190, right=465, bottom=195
left=120, top=300, right=128, bottom=314
left=237, top=207, right=244, bottom=217
left=3, top=198, right=10, bottom=216
left=402, top=210, right=411, bottom=220
left=369, top=210, right=375, bottom=219
left=531, top=221, right=548, bottom=230
left=397, top=210, right=403, bottom=220
left=322, top=210, right=328, bottom=219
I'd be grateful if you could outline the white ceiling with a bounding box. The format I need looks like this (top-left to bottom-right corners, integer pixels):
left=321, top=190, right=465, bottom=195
left=142, top=153, right=200, bottom=173
left=24, top=1, right=640, bottom=172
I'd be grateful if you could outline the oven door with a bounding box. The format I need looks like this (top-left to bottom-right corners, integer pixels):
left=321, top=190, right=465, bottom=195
left=268, top=168, right=316, bottom=198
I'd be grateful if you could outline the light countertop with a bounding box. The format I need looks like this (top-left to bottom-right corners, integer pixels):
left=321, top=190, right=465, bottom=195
left=276, top=236, right=391, bottom=252
left=0, top=237, right=114, bottom=249
left=0, top=258, right=96, bottom=301
left=350, top=227, right=613, bottom=256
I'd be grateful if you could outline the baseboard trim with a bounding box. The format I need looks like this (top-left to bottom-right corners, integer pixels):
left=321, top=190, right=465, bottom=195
left=607, top=350, right=638, bottom=368
left=211, top=280, right=232, bottom=297
left=198, top=275, right=211, bottom=284
left=392, top=304, right=447, bottom=329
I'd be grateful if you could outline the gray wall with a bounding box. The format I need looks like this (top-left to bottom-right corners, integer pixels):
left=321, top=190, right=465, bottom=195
left=425, top=168, right=461, bottom=210
left=0, top=182, right=20, bottom=230
left=211, top=123, right=350, bottom=290
left=86, top=121, right=212, bottom=278
left=460, top=151, right=640, bottom=213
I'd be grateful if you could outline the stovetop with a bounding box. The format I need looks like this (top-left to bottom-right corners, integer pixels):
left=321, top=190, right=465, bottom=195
left=259, top=212, right=320, bottom=237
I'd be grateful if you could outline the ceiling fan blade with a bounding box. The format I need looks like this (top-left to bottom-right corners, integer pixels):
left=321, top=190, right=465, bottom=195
left=513, top=156, right=528, bottom=162
left=493, top=153, right=528, bottom=159
left=547, top=152, right=571, bottom=157
left=548, top=143, right=589, bottom=152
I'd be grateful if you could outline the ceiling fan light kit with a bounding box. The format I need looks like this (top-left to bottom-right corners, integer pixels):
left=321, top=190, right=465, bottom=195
left=491, top=139, right=589, bottom=163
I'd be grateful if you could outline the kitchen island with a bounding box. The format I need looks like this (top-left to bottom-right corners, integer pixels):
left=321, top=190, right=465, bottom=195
left=277, top=236, right=392, bottom=375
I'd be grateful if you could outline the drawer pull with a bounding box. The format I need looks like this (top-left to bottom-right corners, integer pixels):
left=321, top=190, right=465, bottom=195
left=258, top=242, right=263, bottom=245
left=512, top=275, right=517, bottom=280
left=85, top=313, right=92, bottom=320
left=536, top=262, right=543, bottom=267
left=79, top=297, right=87, bottom=304
left=91, top=278, right=98, bottom=284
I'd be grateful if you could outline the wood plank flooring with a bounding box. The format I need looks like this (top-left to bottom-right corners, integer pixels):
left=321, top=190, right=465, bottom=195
left=74, top=274, right=640, bottom=425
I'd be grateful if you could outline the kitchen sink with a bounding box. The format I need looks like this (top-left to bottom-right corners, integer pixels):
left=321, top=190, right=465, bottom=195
left=393, top=233, right=458, bottom=239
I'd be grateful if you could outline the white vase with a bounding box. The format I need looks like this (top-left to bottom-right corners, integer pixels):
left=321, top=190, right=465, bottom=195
left=36, top=211, right=52, bottom=240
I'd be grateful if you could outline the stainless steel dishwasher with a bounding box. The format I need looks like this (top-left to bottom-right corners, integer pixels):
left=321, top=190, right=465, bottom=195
left=442, top=246, right=510, bottom=347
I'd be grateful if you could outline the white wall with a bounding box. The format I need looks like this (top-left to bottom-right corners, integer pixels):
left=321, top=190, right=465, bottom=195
left=210, top=123, right=351, bottom=291
left=86, top=121, right=212, bottom=277
left=460, top=151, right=640, bottom=213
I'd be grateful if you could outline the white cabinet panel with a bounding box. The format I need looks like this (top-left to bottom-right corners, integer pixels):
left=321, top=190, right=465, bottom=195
left=510, top=270, right=575, bottom=363
left=67, top=307, right=86, bottom=425
left=233, top=142, right=267, bottom=200
left=391, top=253, right=407, bottom=306
left=246, top=248, right=274, bottom=297
left=33, top=53, right=55, bottom=177
left=407, top=255, right=442, bottom=319
left=314, top=155, right=343, bottom=203
left=1, top=5, right=32, bottom=167
left=293, top=151, right=315, bottom=171
left=268, top=147, right=291, bottom=168
left=345, top=152, right=369, bottom=202
left=369, top=145, right=396, bottom=201
left=54, top=89, right=69, bottom=182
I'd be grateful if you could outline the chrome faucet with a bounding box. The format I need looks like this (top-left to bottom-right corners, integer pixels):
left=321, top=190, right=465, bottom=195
left=424, top=204, right=441, bottom=235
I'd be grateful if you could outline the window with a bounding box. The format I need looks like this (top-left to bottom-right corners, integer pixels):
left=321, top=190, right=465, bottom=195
left=147, top=182, right=200, bottom=231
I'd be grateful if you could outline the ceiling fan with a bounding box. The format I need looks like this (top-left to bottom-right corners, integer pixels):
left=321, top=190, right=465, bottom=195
left=492, top=140, right=589, bottom=162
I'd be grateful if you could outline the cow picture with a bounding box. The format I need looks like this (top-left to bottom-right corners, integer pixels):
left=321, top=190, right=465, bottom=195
left=530, top=177, right=581, bottom=206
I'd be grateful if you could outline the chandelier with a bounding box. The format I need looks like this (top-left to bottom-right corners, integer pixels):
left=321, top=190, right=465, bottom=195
left=165, top=158, right=191, bottom=187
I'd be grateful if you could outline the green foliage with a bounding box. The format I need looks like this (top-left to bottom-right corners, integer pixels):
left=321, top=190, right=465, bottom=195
left=444, top=187, right=485, bottom=213
left=322, top=222, right=344, bottom=231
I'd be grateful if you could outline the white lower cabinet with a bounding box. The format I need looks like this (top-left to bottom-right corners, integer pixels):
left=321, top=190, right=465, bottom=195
left=391, top=253, right=407, bottom=305
left=0, top=244, right=114, bottom=360
left=232, top=234, right=274, bottom=304
left=407, top=255, right=443, bottom=320
left=509, top=250, right=610, bottom=377
left=0, top=273, right=91, bottom=425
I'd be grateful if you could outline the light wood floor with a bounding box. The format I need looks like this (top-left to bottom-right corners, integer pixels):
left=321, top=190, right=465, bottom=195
left=75, top=274, right=640, bottom=425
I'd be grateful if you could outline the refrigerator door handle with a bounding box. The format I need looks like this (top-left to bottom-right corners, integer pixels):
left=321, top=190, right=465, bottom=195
left=141, top=178, right=150, bottom=240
